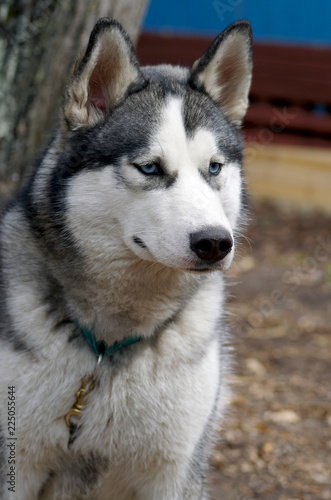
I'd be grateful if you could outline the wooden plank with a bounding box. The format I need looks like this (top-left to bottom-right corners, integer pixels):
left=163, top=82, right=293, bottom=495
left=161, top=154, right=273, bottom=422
left=253, top=44, right=331, bottom=66
left=250, top=76, right=331, bottom=105
left=245, top=102, right=331, bottom=135
left=244, top=143, right=331, bottom=213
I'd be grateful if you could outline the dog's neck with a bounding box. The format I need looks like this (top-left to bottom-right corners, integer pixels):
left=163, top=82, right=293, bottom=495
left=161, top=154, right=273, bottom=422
left=62, top=256, right=201, bottom=345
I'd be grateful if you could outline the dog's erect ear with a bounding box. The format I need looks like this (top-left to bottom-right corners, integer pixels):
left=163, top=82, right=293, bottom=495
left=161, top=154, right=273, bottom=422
left=63, top=18, right=146, bottom=130
left=190, top=21, right=253, bottom=126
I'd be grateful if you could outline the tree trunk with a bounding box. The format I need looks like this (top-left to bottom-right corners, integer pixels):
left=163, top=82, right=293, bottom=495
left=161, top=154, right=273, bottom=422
left=0, top=0, right=149, bottom=187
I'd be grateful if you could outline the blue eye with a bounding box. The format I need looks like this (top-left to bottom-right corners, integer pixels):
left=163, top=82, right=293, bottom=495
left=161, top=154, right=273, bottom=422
left=135, top=162, right=161, bottom=176
left=209, top=162, right=223, bottom=176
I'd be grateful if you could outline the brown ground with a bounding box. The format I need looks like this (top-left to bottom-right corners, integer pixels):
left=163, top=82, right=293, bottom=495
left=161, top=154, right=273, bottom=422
left=210, top=201, right=331, bottom=500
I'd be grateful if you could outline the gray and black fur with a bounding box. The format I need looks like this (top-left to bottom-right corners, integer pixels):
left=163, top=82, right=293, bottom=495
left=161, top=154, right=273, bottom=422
left=0, top=18, right=252, bottom=499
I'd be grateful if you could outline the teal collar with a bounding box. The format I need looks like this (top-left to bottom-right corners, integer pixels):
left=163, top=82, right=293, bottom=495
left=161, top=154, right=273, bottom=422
left=74, top=319, right=141, bottom=358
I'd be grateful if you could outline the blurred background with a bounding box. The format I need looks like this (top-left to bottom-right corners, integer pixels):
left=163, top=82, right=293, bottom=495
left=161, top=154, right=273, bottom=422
left=1, top=1, right=330, bottom=498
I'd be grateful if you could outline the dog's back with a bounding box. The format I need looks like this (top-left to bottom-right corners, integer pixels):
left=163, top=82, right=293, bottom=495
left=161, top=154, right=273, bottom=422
left=0, top=18, right=252, bottom=499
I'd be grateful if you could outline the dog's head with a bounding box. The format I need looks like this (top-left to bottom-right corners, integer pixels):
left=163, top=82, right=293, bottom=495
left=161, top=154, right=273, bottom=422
left=60, top=18, right=252, bottom=273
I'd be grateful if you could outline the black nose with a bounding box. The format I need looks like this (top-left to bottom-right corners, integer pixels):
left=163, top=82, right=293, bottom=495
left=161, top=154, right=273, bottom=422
left=190, top=227, right=233, bottom=264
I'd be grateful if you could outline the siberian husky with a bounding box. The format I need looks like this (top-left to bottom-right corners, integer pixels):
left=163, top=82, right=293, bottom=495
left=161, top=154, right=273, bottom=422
left=0, top=18, right=252, bottom=499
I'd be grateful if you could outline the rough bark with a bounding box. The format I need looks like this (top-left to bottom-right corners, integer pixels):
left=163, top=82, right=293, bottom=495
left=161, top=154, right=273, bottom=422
left=0, top=0, right=149, bottom=185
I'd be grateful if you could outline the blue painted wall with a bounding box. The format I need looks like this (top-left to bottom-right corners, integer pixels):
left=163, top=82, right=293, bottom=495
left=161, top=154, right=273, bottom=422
left=143, top=0, right=331, bottom=46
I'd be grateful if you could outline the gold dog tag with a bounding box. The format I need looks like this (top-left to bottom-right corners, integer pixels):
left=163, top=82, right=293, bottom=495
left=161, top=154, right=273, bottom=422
left=65, top=354, right=102, bottom=429
left=65, top=374, right=96, bottom=428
